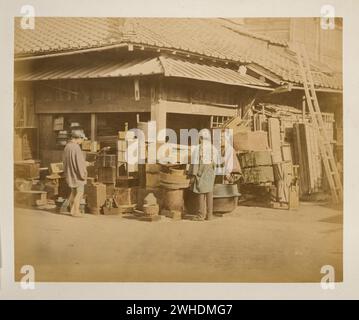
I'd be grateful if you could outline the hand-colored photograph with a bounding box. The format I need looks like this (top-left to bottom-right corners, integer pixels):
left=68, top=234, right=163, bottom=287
left=13, top=17, right=343, bottom=283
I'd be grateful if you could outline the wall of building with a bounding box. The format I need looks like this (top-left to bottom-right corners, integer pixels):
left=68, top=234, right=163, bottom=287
left=289, top=18, right=342, bottom=72
left=243, top=18, right=343, bottom=72
left=28, top=75, right=261, bottom=165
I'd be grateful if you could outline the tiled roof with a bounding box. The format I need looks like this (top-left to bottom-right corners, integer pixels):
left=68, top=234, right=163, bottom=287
left=15, top=57, right=163, bottom=81
left=15, top=55, right=268, bottom=88
left=15, top=18, right=122, bottom=55
left=14, top=17, right=342, bottom=90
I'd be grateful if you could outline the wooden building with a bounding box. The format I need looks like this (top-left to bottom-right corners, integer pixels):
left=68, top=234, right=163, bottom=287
left=14, top=18, right=343, bottom=166
left=240, top=17, right=343, bottom=72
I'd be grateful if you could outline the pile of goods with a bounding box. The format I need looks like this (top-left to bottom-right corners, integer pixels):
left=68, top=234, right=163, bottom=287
left=239, top=151, right=274, bottom=185
left=85, top=181, right=107, bottom=215
left=14, top=160, right=46, bottom=208
left=139, top=193, right=161, bottom=221
left=224, top=102, right=336, bottom=209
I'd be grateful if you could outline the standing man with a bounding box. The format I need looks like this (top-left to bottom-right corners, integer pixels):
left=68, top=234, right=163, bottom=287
left=188, top=130, right=218, bottom=221
left=63, top=130, right=88, bottom=217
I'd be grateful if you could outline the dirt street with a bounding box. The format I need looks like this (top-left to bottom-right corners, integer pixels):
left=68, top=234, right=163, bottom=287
left=14, top=202, right=342, bottom=282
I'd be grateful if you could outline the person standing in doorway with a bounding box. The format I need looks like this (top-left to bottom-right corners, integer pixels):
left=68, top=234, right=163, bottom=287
left=63, top=130, right=88, bottom=217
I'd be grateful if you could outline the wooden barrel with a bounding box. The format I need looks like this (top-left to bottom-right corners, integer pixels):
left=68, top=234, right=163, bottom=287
left=162, top=188, right=184, bottom=212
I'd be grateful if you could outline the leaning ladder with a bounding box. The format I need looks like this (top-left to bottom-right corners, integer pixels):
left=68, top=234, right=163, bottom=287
left=295, top=43, right=343, bottom=203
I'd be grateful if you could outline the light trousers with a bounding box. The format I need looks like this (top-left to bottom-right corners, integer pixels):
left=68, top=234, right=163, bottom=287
left=68, top=185, right=84, bottom=216
left=198, top=192, right=213, bottom=220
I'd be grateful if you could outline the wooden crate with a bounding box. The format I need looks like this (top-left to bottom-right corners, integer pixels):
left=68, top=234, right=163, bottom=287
left=96, top=155, right=117, bottom=168
left=98, top=167, right=117, bottom=184
left=233, top=131, right=269, bottom=152
left=15, top=190, right=47, bottom=207
left=242, top=166, right=275, bottom=184
left=238, top=151, right=272, bottom=168
left=85, top=183, right=106, bottom=210
left=14, top=161, right=40, bottom=179
left=113, top=187, right=137, bottom=205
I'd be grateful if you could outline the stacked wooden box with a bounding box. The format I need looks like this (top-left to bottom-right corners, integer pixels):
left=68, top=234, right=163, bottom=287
left=15, top=190, right=47, bottom=207
left=82, top=140, right=100, bottom=152
left=113, top=187, right=136, bottom=205
left=14, top=160, right=48, bottom=208
left=233, top=131, right=269, bottom=152
left=239, top=151, right=274, bottom=184
left=14, top=160, right=40, bottom=179
left=97, top=154, right=117, bottom=184
left=85, top=182, right=107, bottom=215
left=293, top=122, right=322, bottom=196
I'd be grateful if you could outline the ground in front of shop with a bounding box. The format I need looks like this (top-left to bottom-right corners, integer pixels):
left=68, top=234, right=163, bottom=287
left=14, top=202, right=343, bottom=283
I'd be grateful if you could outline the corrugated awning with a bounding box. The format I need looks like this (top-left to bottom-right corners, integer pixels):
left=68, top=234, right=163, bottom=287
left=160, top=56, right=269, bottom=87
left=15, top=56, right=269, bottom=88
left=15, top=57, right=164, bottom=81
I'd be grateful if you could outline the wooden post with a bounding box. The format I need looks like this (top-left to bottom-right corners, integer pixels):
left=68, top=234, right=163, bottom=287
left=36, top=121, right=40, bottom=160
left=91, top=113, right=97, bottom=142
left=151, top=101, right=167, bottom=142
left=151, top=80, right=167, bottom=142
left=210, top=115, right=214, bottom=128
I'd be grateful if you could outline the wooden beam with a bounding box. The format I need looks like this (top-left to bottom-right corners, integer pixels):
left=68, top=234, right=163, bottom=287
left=162, top=100, right=237, bottom=117
left=35, top=98, right=151, bottom=114
left=269, top=83, right=293, bottom=94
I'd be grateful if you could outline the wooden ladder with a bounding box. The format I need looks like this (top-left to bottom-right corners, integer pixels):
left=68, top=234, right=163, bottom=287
left=295, top=43, right=343, bottom=203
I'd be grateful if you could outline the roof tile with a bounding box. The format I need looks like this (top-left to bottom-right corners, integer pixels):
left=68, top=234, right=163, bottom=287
left=14, top=17, right=342, bottom=90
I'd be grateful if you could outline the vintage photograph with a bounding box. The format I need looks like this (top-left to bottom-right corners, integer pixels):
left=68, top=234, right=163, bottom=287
left=13, top=17, right=343, bottom=282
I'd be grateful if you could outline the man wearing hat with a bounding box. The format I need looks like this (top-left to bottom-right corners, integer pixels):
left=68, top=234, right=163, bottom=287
left=63, top=130, right=88, bottom=217
left=188, top=129, right=219, bottom=221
